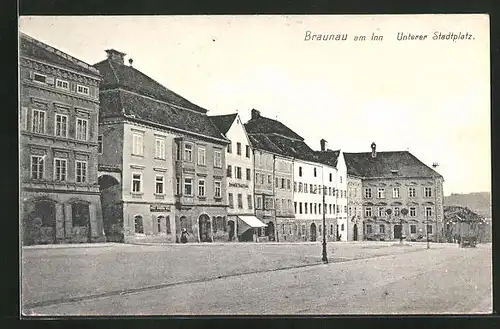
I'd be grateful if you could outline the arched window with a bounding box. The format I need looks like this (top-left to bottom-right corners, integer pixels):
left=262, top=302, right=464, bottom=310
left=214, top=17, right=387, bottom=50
left=134, top=215, right=144, bottom=234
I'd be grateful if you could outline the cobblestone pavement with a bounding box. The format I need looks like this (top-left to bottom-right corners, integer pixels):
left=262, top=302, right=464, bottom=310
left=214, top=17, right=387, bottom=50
left=21, top=242, right=491, bottom=315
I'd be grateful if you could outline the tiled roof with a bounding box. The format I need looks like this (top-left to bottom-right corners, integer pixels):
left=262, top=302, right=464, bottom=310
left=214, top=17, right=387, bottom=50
left=19, top=33, right=100, bottom=77
left=94, top=59, right=208, bottom=113
left=248, top=134, right=283, bottom=154
left=314, top=149, right=340, bottom=168
left=343, top=151, right=443, bottom=179
left=245, top=115, right=303, bottom=141
left=209, top=113, right=238, bottom=136
left=265, top=134, right=315, bottom=161
left=99, top=89, right=227, bottom=142
left=444, top=206, right=484, bottom=223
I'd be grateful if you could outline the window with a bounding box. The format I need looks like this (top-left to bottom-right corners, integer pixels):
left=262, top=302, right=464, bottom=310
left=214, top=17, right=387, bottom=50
left=340, top=176, right=343, bottom=183
left=427, top=225, right=433, bottom=234
left=98, top=135, right=103, bottom=154
left=319, top=224, right=322, bottom=234
left=214, top=150, right=222, bottom=168
left=75, top=161, right=87, bottom=183
left=366, top=224, right=372, bottom=234
left=227, top=165, right=232, bottom=177
left=198, top=179, right=205, bottom=197
left=377, top=188, right=385, bottom=198
left=409, top=207, right=416, bottom=217
left=275, top=177, right=279, bottom=188
left=157, top=216, right=163, bottom=233
left=299, top=182, right=303, bottom=192
left=237, top=194, right=243, bottom=209
left=275, top=198, right=280, bottom=210
left=310, top=203, right=313, bottom=214
left=425, top=207, right=433, bottom=217
left=301, top=225, right=306, bottom=236
left=344, top=205, right=347, bottom=213
left=228, top=193, right=234, bottom=208
left=264, top=197, right=273, bottom=210
left=314, top=203, right=317, bottom=214
left=378, top=207, right=385, bottom=217
left=328, top=187, right=332, bottom=196
left=21, top=107, right=28, bottom=131
left=227, top=142, right=232, bottom=153
left=132, top=173, right=142, bottom=193
left=54, top=158, right=67, bottom=181
left=410, top=225, right=417, bottom=234
left=341, top=223, right=345, bottom=231
left=245, top=145, right=250, bottom=158
left=214, top=181, right=222, bottom=198
left=184, top=143, right=193, bottom=162
left=267, top=175, right=271, bottom=184
left=76, top=118, right=88, bottom=141
left=32, top=109, right=45, bottom=134
left=294, top=202, right=297, bottom=214
left=261, top=175, right=265, bottom=185
left=329, top=173, right=332, bottom=182
left=379, top=224, right=385, bottom=234
left=176, top=177, right=180, bottom=195
left=184, top=178, right=193, bottom=196
left=365, top=207, right=372, bottom=217
left=409, top=187, right=416, bottom=198
left=394, top=207, right=400, bottom=216
left=155, top=175, right=164, bottom=194
left=55, top=79, right=69, bottom=90
left=299, top=202, right=303, bottom=214
left=30, top=155, right=44, bottom=179
left=424, top=187, right=432, bottom=198
left=33, top=72, right=47, bottom=83
left=132, top=133, right=143, bottom=156
left=282, top=199, right=286, bottom=211
left=314, top=168, right=317, bottom=177
left=393, top=187, right=400, bottom=198
left=330, top=224, right=334, bottom=235
left=155, top=138, right=166, bottom=159
left=304, top=202, right=308, bottom=214
left=281, top=178, right=285, bottom=189
left=176, top=143, right=181, bottom=160
left=309, top=184, right=313, bottom=193
left=246, top=168, right=251, bottom=181
left=134, top=215, right=144, bottom=234
left=294, top=182, right=297, bottom=192
left=256, top=196, right=262, bottom=209
left=54, top=114, right=68, bottom=137
left=329, top=204, right=332, bottom=214
left=247, top=195, right=253, bottom=209
left=236, top=167, right=242, bottom=179
left=77, top=84, right=90, bottom=95
left=287, top=179, right=291, bottom=189
left=299, top=166, right=302, bottom=177
left=197, top=147, right=206, bottom=165
left=304, top=184, right=308, bottom=193
left=236, top=142, right=242, bottom=155
left=364, top=188, right=372, bottom=198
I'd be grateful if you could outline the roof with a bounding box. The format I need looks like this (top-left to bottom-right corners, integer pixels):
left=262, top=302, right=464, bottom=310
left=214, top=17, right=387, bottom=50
left=444, top=206, right=484, bottom=223
left=99, top=89, right=227, bottom=142
left=245, top=115, right=304, bottom=141
left=209, top=113, right=238, bottom=136
left=94, top=58, right=208, bottom=113
left=343, top=151, right=443, bottom=179
left=19, top=33, right=100, bottom=77
left=248, top=134, right=283, bottom=154
left=314, top=149, right=341, bottom=168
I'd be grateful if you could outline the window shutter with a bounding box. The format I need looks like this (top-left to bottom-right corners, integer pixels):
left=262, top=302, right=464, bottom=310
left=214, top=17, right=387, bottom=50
left=46, top=77, right=55, bottom=85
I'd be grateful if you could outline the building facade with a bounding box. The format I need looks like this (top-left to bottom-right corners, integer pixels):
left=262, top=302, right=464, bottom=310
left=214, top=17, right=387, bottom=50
left=344, top=143, right=445, bottom=242
left=95, top=49, right=229, bottom=244
left=210, top=113, right=260, bottom=242
left=346, top=174, right=364, bottom=241
left=19, top=33, right=105, bottom=245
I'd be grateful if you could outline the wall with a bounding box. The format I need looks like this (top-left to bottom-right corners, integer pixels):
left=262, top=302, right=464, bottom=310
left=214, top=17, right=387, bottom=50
left=347, top=175, right=364, bottom=241
left=336, top=152, right=348, bottom=241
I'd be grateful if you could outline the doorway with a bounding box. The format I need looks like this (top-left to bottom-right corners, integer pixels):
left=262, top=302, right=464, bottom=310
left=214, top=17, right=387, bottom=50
left=266, top=221, right=275, bottom=241
left=228, top=220, right=235, bottom=241
left=310, top=223, right=317, bottom=242
left=199, top=214, right=212, bottom=242
left=353, top=224, right=358, bottom=241
left=394, top=224, right=402, bottom=239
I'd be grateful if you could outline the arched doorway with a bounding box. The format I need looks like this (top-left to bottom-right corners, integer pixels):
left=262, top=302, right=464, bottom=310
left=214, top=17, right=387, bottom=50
left=98, top=174, right=123, bottom=242
left=23, top=199, right=57, bottom=245
left=71, top=201, right=91, bottom=242
left=310, top=223, right=317, bottom=242
left=266, top=221, right=275, bottom=241
left=134, top=215, right=144, bottom=234
left=353, top=224, right=358, bottom=241
left=227, top=220, right=235, bottom=241
left=199, top=214, right=211, bottom=242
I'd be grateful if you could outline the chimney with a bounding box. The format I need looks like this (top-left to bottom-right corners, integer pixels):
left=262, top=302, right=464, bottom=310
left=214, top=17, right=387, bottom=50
left=371, top=142, right=377, bottom=158
left=128, top=58, right=134, bottom=66
left=320, top=139, right=327, bottom=151
left=251, top=109, right=261, bottom=120
left=105, top=49, right=126, bottom=65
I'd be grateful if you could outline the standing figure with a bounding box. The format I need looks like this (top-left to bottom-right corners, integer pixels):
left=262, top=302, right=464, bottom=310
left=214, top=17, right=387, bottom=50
left=180, top=228, right=189, bottom=243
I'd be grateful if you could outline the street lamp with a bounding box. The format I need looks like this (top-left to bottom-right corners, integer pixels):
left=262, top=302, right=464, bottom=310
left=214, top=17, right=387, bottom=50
left=386, top=208, right=392, bottom=241
left=322, top=186, right=328, bottom=263
left=399, top=208, right=408, bottom=244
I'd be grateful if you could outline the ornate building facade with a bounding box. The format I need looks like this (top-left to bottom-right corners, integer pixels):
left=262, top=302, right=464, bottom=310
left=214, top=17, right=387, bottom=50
left=19, top=33, right=105, bottom=245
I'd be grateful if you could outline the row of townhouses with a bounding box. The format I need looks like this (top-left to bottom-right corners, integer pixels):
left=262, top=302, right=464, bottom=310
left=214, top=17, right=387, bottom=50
left=19, top=33, right=445, bottom=245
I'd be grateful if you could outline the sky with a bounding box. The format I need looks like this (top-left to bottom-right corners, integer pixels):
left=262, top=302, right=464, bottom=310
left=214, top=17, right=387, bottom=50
left=19, top=15, right=490, bottom=196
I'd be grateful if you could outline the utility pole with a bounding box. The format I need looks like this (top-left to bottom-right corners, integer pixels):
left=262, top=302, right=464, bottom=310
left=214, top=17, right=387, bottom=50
left=322, top=186, right=328, bottom=263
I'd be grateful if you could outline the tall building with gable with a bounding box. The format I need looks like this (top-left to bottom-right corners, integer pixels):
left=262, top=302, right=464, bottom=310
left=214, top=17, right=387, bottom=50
left=94, top=49, right=229, bottom=243
left=344, top=143, right=444, bottom=242
left=19, top=33, right=105, bottom=245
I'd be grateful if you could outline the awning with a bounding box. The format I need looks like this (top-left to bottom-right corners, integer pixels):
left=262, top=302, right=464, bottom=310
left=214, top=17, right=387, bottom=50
left=237, top=216, right=267, bottom=235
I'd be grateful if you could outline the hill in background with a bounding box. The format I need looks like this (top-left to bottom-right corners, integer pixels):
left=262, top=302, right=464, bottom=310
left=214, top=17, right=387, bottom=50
left=444, top=192, right=491, bottom=218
